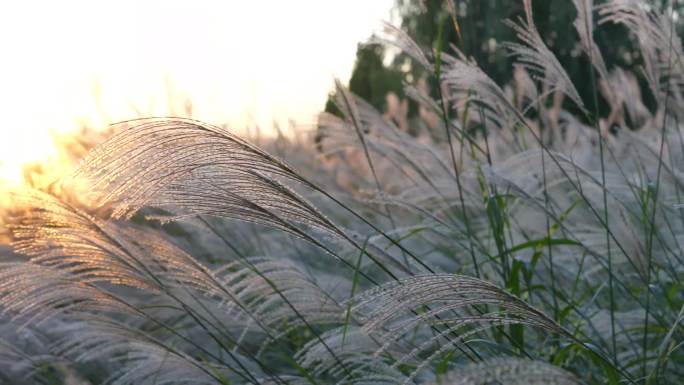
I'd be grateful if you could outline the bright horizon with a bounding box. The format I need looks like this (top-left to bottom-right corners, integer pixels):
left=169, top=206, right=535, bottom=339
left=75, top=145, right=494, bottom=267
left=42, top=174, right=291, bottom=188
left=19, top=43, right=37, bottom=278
left=0, top=0, right=394, bottom=184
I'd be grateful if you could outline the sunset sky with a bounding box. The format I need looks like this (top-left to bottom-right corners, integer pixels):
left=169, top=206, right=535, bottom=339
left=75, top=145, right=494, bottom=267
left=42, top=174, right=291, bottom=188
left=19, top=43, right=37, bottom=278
left=0, top=0, right=394, bottom=183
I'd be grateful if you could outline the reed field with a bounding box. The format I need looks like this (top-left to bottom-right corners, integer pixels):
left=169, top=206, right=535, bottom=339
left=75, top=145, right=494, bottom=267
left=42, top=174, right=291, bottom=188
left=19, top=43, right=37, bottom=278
left=1, top=1, right=683, bottom=384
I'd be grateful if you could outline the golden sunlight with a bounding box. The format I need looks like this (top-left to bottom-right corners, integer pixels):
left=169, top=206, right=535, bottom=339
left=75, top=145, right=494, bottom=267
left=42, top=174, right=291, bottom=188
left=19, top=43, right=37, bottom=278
left=0, top=0, right=393, bottom=185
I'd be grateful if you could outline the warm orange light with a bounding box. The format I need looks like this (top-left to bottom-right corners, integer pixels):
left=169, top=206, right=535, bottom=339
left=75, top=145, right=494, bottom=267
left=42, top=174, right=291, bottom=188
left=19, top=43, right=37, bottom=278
left=0, top=0, right=393, bottom=186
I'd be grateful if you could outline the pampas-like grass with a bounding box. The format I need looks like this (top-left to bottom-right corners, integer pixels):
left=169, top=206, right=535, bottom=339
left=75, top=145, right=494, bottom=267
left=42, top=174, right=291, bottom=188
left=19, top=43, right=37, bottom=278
left=503, top=0, right=586, bottom=113
left=2, top=0, right=684, bottom=384
left=433, top=358, right=584, bottom=385
left=75, top=118, right=341, bottom=238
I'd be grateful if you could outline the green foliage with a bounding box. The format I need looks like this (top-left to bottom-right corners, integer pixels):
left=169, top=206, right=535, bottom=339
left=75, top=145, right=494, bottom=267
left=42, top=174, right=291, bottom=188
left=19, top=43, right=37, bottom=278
left=340, top=0, right=684, bottom=122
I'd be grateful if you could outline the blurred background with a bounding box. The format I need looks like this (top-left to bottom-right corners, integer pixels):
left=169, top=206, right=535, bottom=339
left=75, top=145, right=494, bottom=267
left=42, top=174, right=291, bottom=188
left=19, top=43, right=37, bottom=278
left=2, top=0, right=683, bottom=188
left=0, top=0, right=393, bottom=185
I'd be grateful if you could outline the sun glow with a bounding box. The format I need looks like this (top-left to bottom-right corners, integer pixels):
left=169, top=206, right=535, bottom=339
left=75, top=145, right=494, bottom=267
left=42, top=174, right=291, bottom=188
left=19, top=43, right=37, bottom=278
left=0, top=0, right=393, bottom=186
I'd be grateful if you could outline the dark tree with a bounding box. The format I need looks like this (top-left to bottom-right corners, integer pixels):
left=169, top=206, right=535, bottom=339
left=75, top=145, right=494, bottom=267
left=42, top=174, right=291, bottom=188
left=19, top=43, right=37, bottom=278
left=329, top=0, right=684, bottom=122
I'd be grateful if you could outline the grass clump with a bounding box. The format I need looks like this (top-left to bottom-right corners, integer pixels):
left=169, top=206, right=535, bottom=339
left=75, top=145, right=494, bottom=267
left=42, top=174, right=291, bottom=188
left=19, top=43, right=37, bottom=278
left=1, top=1, right=684, bottom=384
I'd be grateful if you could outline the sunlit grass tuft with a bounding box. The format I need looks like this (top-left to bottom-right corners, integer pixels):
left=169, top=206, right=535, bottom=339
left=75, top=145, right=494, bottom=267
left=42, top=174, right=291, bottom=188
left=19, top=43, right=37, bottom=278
left=1, top=1, right=684, bottom=384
